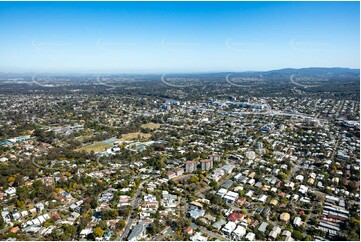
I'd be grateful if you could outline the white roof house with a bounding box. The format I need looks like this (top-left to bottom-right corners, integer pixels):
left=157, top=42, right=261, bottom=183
left=4, top=187, right=16, bottom=196
left=12, top=212, right=21, bottom=220
left=293, top=217, right=302, bottom=226
left=225, top=191, right=239, bottom=199
left=232, top=226, right=246, bottom=240
left=248, top=178, right=256, bottom=186
left=258, top=222, right=268, bottom=233
left=21, top=210, right=29, bottom=217
left=35, top=202, right=45, bottom=211
left=32, top=218, right=41, bottom=226
left=299, top=185, right=308, bottom=194
left=216, top=188, right=228, bottom=197
left=258, top=194, right=268, bottom=203
left=38, top=215, right=46, bottom=223
left=295, top=175, right=304, bottom=182
left=282, top=230, right=293, bottom=241
left=234, top=173, right=243, bottom=181
left=190, top=232, right=207, bottom=241
left=245, top=151, right=256, bottom=160
left=80, top=228, right=93, bottom=237
left=221, top=164, right=235, bottom=174
left=245, top=232, right=255, bottom=241
left=222, top=221, right=237, bottom=235
left=269, top=226, right=282, bottom=239
left=292, top=194, right=299, bottom=201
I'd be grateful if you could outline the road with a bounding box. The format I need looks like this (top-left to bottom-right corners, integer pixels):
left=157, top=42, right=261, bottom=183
left=118, top=179, right=148, bottom=241
left=335, top=100, right=345, bottom=118
left=285, top=158, right=303, bottom=183
left=330, top=134, right=341, bottom=160
left=199, top=226, right=226, bottom=240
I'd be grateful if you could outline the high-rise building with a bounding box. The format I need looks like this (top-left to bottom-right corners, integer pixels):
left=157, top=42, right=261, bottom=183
left=185, top=161, right=197, bottom=173
left=200, top=159, right=213, bottom=171
left=208, top=154, right=221, bottom=163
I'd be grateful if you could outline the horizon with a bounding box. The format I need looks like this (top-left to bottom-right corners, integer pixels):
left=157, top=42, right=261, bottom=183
left=0, top=1, right=360, bottom=73
left=0, top=66, right=360, bottom=76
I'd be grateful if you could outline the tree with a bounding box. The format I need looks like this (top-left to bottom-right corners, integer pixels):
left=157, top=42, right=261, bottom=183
left=90, top=198, right=98, bottom=209
left=0, top=214, right=4, bottom=229
left=292, top=230, right=304, bottom=240
left=189, top=175, right=199, bottom=183
left=93, top=227, right=104, bottom=238
left=210, top=180, right=218, bottom=190
left=16, top=199, right=25, bottom=209
left=99, top=220, right=107, bottom=230
left=305, top=235, right=313, bottom=241
left=44, top=220, right=53, bottom=228
left=110, top=209, right=119, bottom=218
left=117, top=219, right=126, bottom=230
left=14, top=175, right=23, bottom=186
left=63, top=224, right=77, bottom=238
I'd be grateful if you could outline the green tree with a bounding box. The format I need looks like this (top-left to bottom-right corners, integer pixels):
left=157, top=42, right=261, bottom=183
left=0, top=214, right=4, bottom=229
left=63, top=224, right=77, bottom=238
left=189, top=175, right=199, bottom=183
left=99, top=220, right=107, bottom=230
left=305, top=235, right=313, bottom=241
left=93, top=227, right=104, bottom=238
left=117, top=219, right=126, bottom=230
left=292, top=230, right=304, bottom=240
left=16, top=199, right=25, bottom=209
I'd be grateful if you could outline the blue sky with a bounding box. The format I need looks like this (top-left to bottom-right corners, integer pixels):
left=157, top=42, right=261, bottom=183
left=0, top=1, right=359, bottom=73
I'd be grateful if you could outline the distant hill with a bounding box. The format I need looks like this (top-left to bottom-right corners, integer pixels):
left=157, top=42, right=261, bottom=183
left=263, top=67, right=360, bottom=75
left=166, top=67, right=359, bottom=78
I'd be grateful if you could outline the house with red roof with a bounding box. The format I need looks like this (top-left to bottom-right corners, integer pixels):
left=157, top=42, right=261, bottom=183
left=227, top=212, right=244, bottom=223
left=10, top=226, right=20, bottom=233
left=183, top=226, right=194, bottom=236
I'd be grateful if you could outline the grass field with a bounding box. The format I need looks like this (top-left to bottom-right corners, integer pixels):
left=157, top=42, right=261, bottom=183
left=141, top=123, right=161, bottom=130
left=75, top=135, right=93, bottom=142
left=76, top=132, right=151, bottom=153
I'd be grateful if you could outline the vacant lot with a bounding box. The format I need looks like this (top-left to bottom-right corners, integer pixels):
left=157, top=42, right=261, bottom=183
left=76, top=132, right=151, bottom=153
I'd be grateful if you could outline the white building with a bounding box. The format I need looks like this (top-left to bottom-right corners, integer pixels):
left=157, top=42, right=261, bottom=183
left=298, top=185, right=308, bottom=194
left=4, top=187, right=16, bottom=196
left=222, top=221, right=237, bottom=236
left=269, top=226, right=282, bottom=240
left=293, top=217, right=302, bottom=227
left=245, top=232, right=255, bottom=241
left=216, top=188, right=228, bottom=197
left=190, top=232, right=207, bottom=241
left=223, top=191, right=239, bottom=204
left=232, top=226, right=246, bottom=240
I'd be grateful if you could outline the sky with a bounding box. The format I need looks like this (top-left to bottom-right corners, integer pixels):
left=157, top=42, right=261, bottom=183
left=0, top=1, right=359, bottom=73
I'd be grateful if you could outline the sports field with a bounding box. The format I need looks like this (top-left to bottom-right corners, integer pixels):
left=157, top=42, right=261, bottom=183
left=141, top=123, right=161, bottom=130
left=76, top=132, right=151, bottom=153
